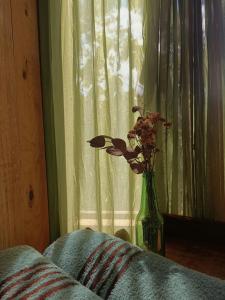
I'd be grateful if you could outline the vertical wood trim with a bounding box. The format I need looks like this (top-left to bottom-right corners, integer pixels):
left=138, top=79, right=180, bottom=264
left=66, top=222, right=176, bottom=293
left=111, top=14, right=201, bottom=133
left=0, top=0, right=49, bottom=251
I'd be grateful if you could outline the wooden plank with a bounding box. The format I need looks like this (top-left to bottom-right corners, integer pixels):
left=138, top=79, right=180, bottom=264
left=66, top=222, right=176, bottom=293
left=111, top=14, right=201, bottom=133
left=0, top=0, right=20, bottom=249
left=0, top=0, right=49, bottom=252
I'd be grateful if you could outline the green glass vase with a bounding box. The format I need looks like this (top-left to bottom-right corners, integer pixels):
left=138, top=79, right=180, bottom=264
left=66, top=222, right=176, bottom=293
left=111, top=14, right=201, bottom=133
left=135, top=171, right=165, bottom=255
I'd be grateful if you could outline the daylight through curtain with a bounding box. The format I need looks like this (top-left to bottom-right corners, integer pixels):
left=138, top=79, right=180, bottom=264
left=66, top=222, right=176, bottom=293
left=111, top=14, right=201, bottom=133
left=46, top=0, right=144, bottom=240
left=143, top=0, right=225, bottom=221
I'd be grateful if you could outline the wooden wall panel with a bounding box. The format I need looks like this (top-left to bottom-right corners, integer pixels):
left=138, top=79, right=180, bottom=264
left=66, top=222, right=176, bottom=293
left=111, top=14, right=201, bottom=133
left=0, top=0, right=49, bottom=252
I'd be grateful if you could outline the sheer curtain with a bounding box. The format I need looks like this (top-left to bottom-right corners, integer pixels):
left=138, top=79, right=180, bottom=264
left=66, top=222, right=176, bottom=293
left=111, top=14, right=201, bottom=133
left=40, top=0, right=225, bottom=242
left=72, top=0, right=145, bottom=240
left=42, top=0, right=144, bottom=240
left=143, top=0, right=225, bottom=221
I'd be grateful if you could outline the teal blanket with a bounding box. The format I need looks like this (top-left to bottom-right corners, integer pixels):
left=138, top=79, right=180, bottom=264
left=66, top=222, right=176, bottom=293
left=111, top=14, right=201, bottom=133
left=44, top=229, right=225, bottom=300
left=0, top=245, right=101, bottom=300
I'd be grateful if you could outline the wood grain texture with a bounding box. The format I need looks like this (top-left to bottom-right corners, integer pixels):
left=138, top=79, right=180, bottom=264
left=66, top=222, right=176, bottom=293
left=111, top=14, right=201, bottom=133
left=165, top=215, right=225, bottom=280
left=166, top=237, right=225, bottom=280
left=0, top=0, right=49, bottom=252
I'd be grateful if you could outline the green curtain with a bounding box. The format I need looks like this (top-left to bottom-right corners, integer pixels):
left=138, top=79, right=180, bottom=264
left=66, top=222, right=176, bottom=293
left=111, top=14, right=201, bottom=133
left=143, top=0, right=225, bottom=221
left=38, top=0, right=60, bottom=241
left=39, top=0, right=144, bottom=241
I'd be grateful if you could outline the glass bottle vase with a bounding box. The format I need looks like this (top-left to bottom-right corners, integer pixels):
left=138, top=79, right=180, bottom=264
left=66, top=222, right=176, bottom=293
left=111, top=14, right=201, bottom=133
left=135, top=171, right=165, bottom=255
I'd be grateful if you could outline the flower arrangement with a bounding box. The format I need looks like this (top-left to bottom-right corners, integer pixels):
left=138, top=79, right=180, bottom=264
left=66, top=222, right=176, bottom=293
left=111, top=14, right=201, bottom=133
left=88, top=106, right=171, bottom=174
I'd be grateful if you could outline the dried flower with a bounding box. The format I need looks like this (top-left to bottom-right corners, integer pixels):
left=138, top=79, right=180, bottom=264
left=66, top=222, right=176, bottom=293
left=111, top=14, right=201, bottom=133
left=88, top=106, right=171, bottom=174
left=132, top=106, right=142, bottom=113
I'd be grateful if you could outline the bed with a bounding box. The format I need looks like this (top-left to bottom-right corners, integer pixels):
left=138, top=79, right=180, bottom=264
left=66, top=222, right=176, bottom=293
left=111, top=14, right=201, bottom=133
left=1, top=229, right=225, bottom=299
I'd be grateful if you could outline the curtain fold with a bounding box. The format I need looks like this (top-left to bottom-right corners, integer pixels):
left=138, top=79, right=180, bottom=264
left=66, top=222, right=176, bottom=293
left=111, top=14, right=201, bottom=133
left=38, top=0, right=60, bottom=241
left=205, top=0, right=225, bottom=220
left=72, top=0, right=144, bottom=240
left=40, top=0, right=144, bottom=240
left=143, top=0, right=225, bottom=221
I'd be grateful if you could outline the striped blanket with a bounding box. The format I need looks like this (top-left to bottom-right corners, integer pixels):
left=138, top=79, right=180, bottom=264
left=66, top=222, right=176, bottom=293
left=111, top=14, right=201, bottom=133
left=44, top=230, right=142, bottom=298
left=76, top=237, right=142, bottom=298
left=44, top=229, right=225, bottom=300
left=0, top=245, right=101, bottom=299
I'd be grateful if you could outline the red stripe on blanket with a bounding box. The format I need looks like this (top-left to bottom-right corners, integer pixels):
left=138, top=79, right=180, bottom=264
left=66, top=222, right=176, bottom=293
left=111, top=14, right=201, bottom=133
left=90, top=242, right=128, bottom=290
left=0, top=266, right=59, bottom=298
left=82, top=240, right=119, bottom=286
left=0, top=262, right=49, bottom=287
left=104, top=250, right=141, bottom=299
left=95, top=246, right=136, bottom=295
left=77, top=239, right=111, bottom=281
left=6, top=273, right=68, bottom=300
left=19, top=277, right=75, bottom=300
left=37, top=282, right=76, bottom=300
left=13, top=276, right=74, bottom=300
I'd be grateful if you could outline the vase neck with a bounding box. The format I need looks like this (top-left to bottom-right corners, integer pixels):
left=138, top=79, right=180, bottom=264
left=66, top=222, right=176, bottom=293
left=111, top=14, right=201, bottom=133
left=140, top=171, right=159, bottom=214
